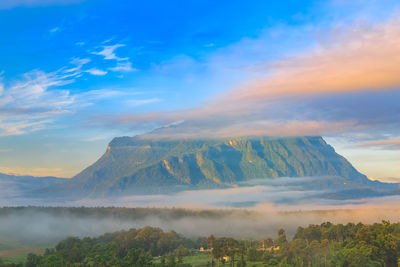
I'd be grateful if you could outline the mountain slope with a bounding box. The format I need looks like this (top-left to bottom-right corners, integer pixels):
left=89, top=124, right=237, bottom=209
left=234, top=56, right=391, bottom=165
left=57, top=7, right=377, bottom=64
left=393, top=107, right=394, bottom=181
left=0, top=173, right=66, bottom=197
left=46, top=135, right=379, bottom=198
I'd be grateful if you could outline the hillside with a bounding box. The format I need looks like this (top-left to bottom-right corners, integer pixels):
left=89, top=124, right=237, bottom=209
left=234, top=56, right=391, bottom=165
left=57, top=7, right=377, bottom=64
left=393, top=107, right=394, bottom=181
left=41, top=133, right=388, bottom=198
left=0, top=173, right=66, bottom=198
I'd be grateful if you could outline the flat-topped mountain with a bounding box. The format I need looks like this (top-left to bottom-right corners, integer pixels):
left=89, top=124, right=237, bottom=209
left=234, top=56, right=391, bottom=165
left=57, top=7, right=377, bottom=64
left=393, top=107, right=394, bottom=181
left=43, top=133, right=387, bottom=198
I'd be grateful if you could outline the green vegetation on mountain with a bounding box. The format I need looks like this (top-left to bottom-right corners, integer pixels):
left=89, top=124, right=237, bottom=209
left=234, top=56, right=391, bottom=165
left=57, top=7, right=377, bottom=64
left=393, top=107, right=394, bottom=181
left=52, top=134, right=372, bottom=197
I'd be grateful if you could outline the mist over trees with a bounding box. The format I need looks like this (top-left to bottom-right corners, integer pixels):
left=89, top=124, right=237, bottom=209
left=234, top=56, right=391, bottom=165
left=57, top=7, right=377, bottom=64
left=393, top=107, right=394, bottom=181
left=1, top=221, right=398, bottom=267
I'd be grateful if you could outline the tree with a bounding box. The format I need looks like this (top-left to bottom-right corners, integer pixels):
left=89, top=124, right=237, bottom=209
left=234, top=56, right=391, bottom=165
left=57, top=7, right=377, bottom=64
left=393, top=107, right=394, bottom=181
left=212, top=242, right=223, bottom=266
left=382, top=233, right=398, bottom=267
left=276, top=228, right=288, bottom=246
left=237, top=253, right=246, bottom=267
left=166, top=253, right=176, bottom=267
left=247, top=247, right=259, bottom=261
left=176, top=245, right=186, bottom=263
left=26, top=253, right=40, bottom=267
left=207, top=235, right=216, bottom=250
left=262, top=238, right=274, bottom=248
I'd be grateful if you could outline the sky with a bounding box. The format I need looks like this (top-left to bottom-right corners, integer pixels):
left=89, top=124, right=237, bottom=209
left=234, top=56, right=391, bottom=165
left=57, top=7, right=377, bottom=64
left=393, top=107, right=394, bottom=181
left=0, top=0, right=399, bottom=179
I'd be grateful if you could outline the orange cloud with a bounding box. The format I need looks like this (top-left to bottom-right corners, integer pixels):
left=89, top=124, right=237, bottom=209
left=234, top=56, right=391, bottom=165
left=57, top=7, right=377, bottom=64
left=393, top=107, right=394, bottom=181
left=227, top=18, right=400, bottom=103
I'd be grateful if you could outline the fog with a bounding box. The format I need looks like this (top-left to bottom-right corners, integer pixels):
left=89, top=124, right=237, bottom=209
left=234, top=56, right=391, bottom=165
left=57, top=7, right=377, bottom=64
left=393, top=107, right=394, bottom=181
left=2, top=200, right=400, bottom=247
left=1, top=177, right=400, bottom=247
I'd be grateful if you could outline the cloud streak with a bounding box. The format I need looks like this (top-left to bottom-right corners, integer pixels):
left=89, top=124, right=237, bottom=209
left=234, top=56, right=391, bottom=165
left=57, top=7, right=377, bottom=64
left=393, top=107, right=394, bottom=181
left=0, top=56, right=135, bottom=136
left=360, top=138, right=400, bottom=150
left=0, top=70, right=75, bottom=136
left=0, top=0, right=83, bottom=9
left=109, top=62, right=138, bottom=72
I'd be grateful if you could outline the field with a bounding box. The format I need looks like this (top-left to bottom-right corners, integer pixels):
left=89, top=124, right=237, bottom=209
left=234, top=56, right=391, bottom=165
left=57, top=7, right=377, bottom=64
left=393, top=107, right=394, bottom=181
left=2, top=248, right=266, bottom=266
left=0, top=241, right=46, bottom=264
left=154, top=253, right=265, bottom=267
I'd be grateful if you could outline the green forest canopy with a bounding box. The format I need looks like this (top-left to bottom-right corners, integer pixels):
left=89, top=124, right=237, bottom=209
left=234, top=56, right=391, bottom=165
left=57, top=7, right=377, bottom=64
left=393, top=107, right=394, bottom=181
left=1, top=220, right=399, bottom=267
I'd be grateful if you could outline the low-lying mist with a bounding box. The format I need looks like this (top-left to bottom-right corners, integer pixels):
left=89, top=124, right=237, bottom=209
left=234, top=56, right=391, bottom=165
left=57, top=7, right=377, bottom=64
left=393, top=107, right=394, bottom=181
left=1, top=176, right=400, bottom=247
left=2, top=201, right=400, bottom=247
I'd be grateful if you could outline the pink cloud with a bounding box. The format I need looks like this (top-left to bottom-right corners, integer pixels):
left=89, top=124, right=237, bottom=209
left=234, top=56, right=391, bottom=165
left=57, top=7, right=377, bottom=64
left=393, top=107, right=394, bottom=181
left=360, top=138, right=400, bottom=149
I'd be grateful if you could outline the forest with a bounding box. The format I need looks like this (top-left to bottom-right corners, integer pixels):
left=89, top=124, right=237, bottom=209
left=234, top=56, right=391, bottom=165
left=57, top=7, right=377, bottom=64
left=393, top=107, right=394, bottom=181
left=1, top=220, right=399, bottom=267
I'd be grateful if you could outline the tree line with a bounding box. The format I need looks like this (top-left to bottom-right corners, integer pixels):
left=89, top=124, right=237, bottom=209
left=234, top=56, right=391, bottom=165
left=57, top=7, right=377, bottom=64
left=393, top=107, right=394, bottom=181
left=0, top=221, right=399, bottom=266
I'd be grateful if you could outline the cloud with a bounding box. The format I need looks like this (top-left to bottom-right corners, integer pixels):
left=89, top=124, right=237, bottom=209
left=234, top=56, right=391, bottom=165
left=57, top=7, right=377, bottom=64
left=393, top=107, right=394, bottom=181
left=0, top=55, right=128, bottom=136
left=4, top=201, right=400, bottom=244
left=96, top=17, right=400, bottom=140
left=109, top=62, right=138, bottom=72
left=83, top=135, right=111, bottom=142
left=91, top=43, right=137, bottom=73
left=0, top=52, right=149, bottom=137
left=49, top=27, right=61, bottom=33
left=84, top=68, right=108, bottom=76
left=0, top=0, right=83, bottom=9
left=360, top=138, right=400, bottom=150
left=63, top=57, right=90, bottom=74
left=91, top=44, right=128, bottom=61
left=0, top=70, right=76, bottom=136
left=126, top=98, right=161, bottom=107
left=225, top=18, right=400, bottom=103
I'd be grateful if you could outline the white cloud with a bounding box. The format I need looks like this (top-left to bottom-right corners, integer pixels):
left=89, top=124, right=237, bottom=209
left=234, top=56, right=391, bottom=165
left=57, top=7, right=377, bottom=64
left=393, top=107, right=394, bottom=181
left=109, top=62, right=138, bottom=72
left=49, top=27, right=60, bottom=33
left=0, top=119, right=53, bottom=137
left=126, top=98, right=161, bottom=107
left=0, top=70, right=76, bottom=136
left=90, top=42, right=137, bottom=73
left=63, top=57, right=90, bottom=74
left=84, top=68, right=107, bottom=76
left=83, top=134, right=112, bottom=142
left=0, top=52, right=110, bottom=136
left=91, top=44, right=128, bottom=61
left=0, top=52, right=146, bottom=136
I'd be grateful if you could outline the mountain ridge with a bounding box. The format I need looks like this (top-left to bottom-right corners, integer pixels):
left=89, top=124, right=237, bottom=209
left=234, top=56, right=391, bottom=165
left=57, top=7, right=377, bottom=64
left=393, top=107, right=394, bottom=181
left=0, top=173, right=66, bottom=198
left=38, top=134, right=391, bottom=199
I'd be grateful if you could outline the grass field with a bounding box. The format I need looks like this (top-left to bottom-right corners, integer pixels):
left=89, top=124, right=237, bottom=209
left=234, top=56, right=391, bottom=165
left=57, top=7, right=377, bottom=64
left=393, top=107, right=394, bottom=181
left=183, top=254, right=211, bottom=266
left=1, top=244, right=266, bottom=266
left=154, top=253, right=266, bottom=267
left=0, top=241, right=46, bottom=264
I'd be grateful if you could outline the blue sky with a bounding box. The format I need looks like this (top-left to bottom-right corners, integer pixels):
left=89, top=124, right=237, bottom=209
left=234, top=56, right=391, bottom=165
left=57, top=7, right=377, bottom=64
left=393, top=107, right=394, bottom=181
left=0, top=0, right=399, bottom=179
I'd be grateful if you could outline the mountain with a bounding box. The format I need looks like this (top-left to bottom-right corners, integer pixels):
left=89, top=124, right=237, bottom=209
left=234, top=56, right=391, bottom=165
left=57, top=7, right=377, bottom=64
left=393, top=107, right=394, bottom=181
left=0, top=173, right=66, bottom=198
left=42, top=134, right=395, bottom=198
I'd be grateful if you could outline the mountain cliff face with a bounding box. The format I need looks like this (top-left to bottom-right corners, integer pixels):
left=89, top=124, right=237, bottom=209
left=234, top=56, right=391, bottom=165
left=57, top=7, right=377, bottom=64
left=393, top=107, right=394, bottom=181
left=53, top=135, right=374, bottom=197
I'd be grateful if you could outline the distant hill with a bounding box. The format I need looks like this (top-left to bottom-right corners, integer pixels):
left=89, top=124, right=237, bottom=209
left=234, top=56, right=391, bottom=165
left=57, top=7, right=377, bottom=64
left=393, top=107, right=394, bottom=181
left=40, top=132, right=396, bottom=199
left=0, top=173, right=66, bottom=197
